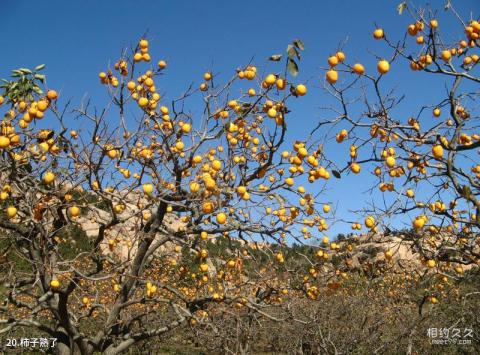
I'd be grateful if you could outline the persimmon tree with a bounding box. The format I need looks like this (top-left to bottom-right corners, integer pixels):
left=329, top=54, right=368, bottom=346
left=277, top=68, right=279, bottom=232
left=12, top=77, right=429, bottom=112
left=317, top=3, right=480, bottom=273
left=0, top=37, right=335, bottom=354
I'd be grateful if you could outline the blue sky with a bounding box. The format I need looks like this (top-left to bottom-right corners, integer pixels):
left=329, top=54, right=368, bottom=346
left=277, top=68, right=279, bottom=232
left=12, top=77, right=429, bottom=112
left=1, top=0, right=478, bottom=238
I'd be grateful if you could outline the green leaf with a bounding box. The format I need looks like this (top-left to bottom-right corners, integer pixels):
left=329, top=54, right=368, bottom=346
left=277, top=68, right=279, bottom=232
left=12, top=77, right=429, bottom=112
left=287, top=58, right=298, bottom=77
left=462, top=185, right=471, bottom=199
left=19, top=68, right=32, bottom=74
left=33, top=86, right=43, bottom=94
left=11, top=70, right=23, bottom=78
left=269, top=54, right=283, bottom=61
left=34, top=74, right=46, bottom=83
left=293, top=38, right=305, bottom=51
left=332, top=170, right=341, bottom=179
left=397, top=2, right=407, bottom=15
left=35, top=64, right=46, bottom=71
left=287, top=44, right=299, bottom=60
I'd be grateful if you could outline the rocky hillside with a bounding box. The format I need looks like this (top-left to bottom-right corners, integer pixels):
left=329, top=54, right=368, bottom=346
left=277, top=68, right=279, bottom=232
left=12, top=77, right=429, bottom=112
left=72, top=194, right=479, bottom=277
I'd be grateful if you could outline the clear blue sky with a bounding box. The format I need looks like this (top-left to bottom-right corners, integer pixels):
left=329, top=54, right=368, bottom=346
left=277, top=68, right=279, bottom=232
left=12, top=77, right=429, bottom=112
left=1, top=0, right=478, bottom=238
